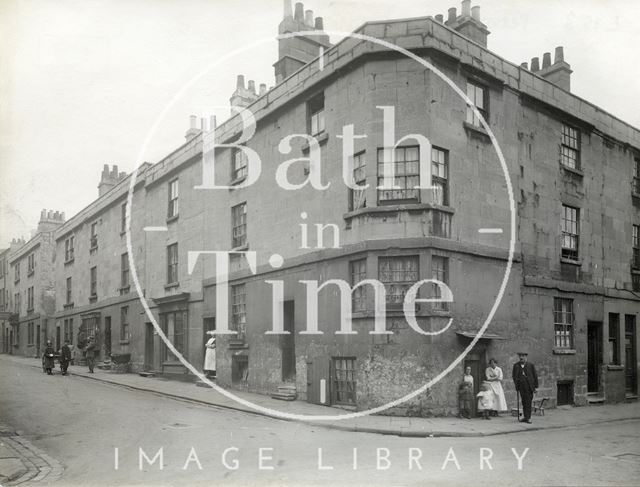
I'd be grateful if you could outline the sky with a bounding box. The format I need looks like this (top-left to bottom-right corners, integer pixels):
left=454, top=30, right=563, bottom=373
left=1, top=0, right=639, bottom=247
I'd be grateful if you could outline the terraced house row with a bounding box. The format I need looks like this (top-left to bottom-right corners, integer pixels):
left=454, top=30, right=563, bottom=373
left=1, top=0, right=639, bottom=416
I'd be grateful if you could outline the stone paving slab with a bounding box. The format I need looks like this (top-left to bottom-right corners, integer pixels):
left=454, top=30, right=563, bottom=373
left=0, top=457, right=28, bottom=484
left=5, top=354, right=640, bottom=438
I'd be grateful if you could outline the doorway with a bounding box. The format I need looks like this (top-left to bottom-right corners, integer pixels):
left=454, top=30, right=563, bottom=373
left=464, top=351, right=486, bottom=417
left=587, top=321, right=603, bottom=393
left=36, top=324, right=41, bottom=356
left=55, top=326, right=61, bottom=351
left=625, top=315, right=637, bottom=395
left=144, top=322, right=154, bottom=371
left=104, top=317, right=112, bottom=358
left=281, top=301, right=296, bottom=382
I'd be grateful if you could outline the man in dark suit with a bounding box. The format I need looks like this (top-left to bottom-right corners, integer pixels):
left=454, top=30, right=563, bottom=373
left=60, top=340, right=72, bottom=375
left=512, top=352, right=538, bottom=423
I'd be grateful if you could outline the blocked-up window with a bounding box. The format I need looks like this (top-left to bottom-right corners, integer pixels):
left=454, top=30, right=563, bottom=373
left=349, top=259, right=367, bottom=312
left=561, top=204, right=580, bottom=260
left=66, top=277, right=72, bottom=305
left=349, top=151, right=366, bottom=211
left=379, top=256, right=419, bottom=306
left=121, top=253, right=130, bottom=289
left=553, top=297, right=574, bottom=349
left=560, top=123, right=580, bottom=170
left=466, top=81, right=488, bottom=127
left=90, top=266, right=97, bottom=297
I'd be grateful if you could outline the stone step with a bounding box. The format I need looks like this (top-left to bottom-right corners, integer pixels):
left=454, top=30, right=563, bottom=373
left=138, top=371, right=156, bottom=378
left=587, top=395, right=605, bottom=404
left=271, top=392, right=296, bottom=401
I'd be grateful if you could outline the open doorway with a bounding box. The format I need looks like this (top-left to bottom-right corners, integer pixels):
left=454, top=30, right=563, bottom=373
left=587, top=321, right=603, bottom=393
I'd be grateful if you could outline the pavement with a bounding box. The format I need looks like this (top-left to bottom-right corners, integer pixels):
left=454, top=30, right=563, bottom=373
left=4, top=354, right=639, bottom=440
left=0, top=421, right=63, bottom=486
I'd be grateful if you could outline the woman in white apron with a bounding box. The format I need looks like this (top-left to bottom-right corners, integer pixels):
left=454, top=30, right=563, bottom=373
left=203, top=332, right=216, bottom=378
left=485, top=358, right=508, bottom=414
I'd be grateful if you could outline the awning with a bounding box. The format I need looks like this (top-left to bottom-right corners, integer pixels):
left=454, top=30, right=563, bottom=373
left=456, top=331, right=506, bottom=340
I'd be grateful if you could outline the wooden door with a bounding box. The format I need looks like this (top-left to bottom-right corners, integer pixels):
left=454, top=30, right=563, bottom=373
left=281, top=301, right=296, bottom=382
left=144, top=322, right=154, bottom=371
left=587, top=321, right=602, bottom=393
left=306, top=357, right=331, bottom=405
left=625, top=316, right=637, bottom=394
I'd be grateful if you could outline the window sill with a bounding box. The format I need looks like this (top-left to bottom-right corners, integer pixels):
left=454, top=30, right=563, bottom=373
left=560, top=164, right=584, bottom=178
left=344, top=203, right=455, bottom=221
left=166, top=214, right=179, bottom=224
left=561, top=257, right=582, bottom=266
left=64, top=258, right=75, bottom=266
left=631, top=268, right=640, bottom=275
left=301, top=132, right=329, bottom=153
left=607, top=364, right=624, bottom=371
left=26, top=308, right=34, bottom=314
left=119, top=286, right=130, bottom=295
left=89, top=295, right=98, bottom=303
left=89, top=246, right=98, bottom=253
left=229, top=175, right=247, bottom=187
left=119, top=340, right=130, bottom=345
left=552, top=348, right=576, bottom=355
left=27, top=270, right=34, bottom=277
left=230, top=244, right=249, bottom=252
left=463, top=121, right=490, bottom=141
left=63, top=303, right=74, bottom=310
left=14, top=280, right=20, bottom=285
left=164, top=282, right=180, bottom=290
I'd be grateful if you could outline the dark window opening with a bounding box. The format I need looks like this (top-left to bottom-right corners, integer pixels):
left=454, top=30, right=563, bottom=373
left=557, top=380, right=574, bottom=406
left=232, top=355, right=249, bottom=383
left=332, top=357, right=356, bottom=406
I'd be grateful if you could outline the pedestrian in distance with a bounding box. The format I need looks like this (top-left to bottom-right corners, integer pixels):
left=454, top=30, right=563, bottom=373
left=60, top=340, right=72, bottom=375
left=85, top=337, right=96, bottom=373
left=512, top=351, right=538, bottom=424
left=42, top=340, right=55, bottom=375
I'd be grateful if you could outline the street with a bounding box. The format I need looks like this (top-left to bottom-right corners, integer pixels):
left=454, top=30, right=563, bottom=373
left=1, top=358, right=639, bottom=486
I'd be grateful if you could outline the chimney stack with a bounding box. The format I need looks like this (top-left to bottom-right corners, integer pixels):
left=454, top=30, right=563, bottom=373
left=284, top=0, right=293, bottom=19
left=461, top=0, right=471, bottom=17
left=248, top=80, right=256, bottom=94
left=520, top=62, right=528, bottom=70
left=446, top=7, right=457, bottom=24
left=275, top=0, right=332, bottom=83
left=530, top=56, right=540, bottom=72
left=259, top=83, right=267, bottom=96
left=229, top=74, right=267, bottom=112
left=435, top=14, right=444, bottom=23
left=538, top=45, right=572, bottom=91
left=449, top=2, right=490, bottom=47
left=37, top=207, right=66, bottom=233
left=98, top=164, right=124, bottom=197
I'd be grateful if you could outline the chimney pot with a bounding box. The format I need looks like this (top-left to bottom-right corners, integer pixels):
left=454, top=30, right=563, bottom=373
left=471, top=5, right=480, bottom=21
left=40, top=209, right=46, bottom=220
left=283, top=0, right=293, bottom=19
left=314, top=16, right=324, bottom=30
left=259, top=83, right=267, bottom=95
left=294, top=2, right=304, bottom=21
left=435, top=14, right=444, bottom=23
left=542, top=52, right=551, bottom=69
left=189, top=114, right=197, bottom=129
left=554, top=46, right=564, bottom=63
left=447, top=7, right=457, bottom=23
left=47, top=210, right=54, bottom=220
left=248, top=80, right=256, bottom=94
left=530, top=57, right=540, bottom=72
left=305, top=9, right=313, bottom=26
left=461, top=0, right=471, bottom=17
left=520, top=62, right=529, bottom=70
left=236, top=74, right=245, bottom=90
left=61, top=212, right=65, bottom=221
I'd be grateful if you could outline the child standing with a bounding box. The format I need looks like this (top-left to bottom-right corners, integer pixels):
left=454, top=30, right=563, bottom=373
left=458, top=366, right=474, bottom=419
left=477, top=381, right=496, bottom=420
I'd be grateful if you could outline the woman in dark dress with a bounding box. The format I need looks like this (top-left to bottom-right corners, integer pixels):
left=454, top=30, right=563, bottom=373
left=42, top=341, right=55, bottom=375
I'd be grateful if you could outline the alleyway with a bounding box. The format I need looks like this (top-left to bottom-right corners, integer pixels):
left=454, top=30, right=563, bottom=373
left=1, top=356, right=639, bottom=486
